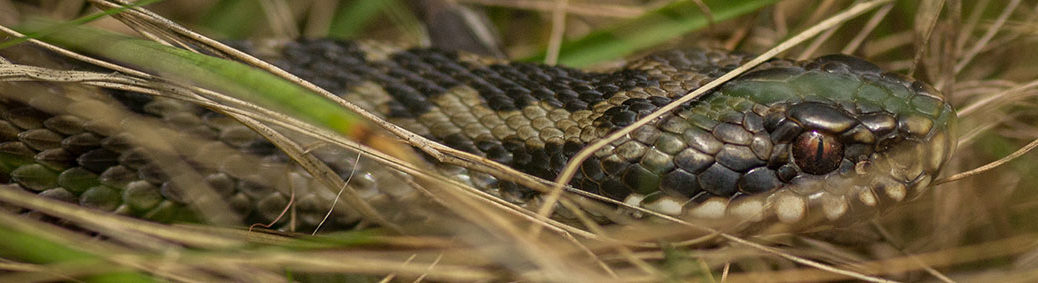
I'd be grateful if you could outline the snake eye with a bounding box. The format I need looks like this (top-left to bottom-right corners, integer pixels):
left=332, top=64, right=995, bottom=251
left=792, top=131, right=843, bottom=175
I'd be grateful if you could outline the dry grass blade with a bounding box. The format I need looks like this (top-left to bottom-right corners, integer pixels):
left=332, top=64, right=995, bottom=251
left=0, top=26, right=148, bottom=78
left=841, top=2, right=893, bottom=54
left=543, top=0, right=568, bottom=65
left=256, top=0, right=299, bottom=38
left=869, top=222, right=954, bottom=283
left=313, top=152, right=362, bottom=234
left=0, top=185, right=244, bottom=250
left=458, top=0, right=649, bottom=18
left=176, top=252, right=500, bottom=282
left=724, top=235, right=1038, bottom=282
left=241, top=116, right=401, bottom=232
left=936, top=135, right=1038, bottom=185
left=796, top=19, right=841, bottom=60
left=955, top=0, right=992, bottom=52
left=954, top=0, right=1020, bottom=73
left=908, top=0, right=944, bottom=76
left=957, top=80, right=1038, bottom=117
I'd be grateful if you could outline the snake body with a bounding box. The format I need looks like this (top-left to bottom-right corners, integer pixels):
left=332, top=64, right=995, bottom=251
left=0, top=39, right=956, bottom=231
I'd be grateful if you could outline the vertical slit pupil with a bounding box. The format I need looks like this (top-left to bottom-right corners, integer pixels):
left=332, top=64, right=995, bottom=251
left=815, top=136, right=825, bottom=163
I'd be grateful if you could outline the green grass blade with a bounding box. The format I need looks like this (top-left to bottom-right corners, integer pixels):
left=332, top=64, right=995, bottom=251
left=18, top=19, right=368, bottom=138
left=0, top=0, right=161, bottom=50
left=522, top=0, right=778, bottom=67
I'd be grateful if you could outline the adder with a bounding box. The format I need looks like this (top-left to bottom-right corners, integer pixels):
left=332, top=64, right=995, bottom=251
left=0, top=38, right=956, bottom=232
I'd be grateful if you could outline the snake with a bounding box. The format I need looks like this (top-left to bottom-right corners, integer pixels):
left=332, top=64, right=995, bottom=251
left=0, top=39, right=956, bottom=231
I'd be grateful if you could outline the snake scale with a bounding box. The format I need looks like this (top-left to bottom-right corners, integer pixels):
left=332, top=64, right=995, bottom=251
left=0, top=39, right=956, bottom=232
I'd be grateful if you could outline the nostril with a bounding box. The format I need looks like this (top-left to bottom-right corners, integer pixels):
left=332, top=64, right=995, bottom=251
left=855, top=160, right=872, bottom=175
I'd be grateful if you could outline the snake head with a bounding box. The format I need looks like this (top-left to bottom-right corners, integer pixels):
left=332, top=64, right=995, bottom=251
left=590, top=51, right=956, bottom=229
